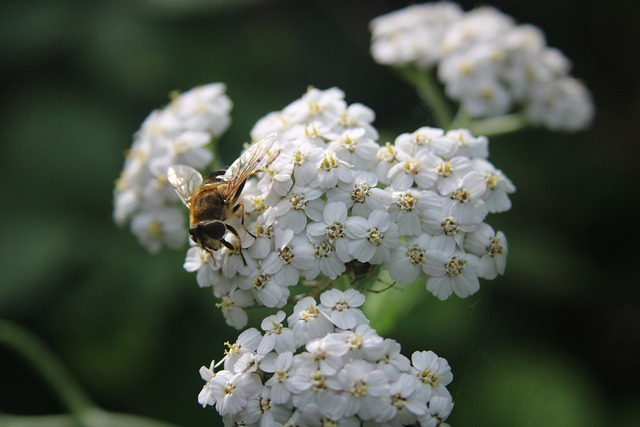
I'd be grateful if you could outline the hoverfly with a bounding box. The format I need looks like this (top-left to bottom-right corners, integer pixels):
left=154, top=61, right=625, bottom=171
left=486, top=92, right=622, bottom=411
left=167, top=133, right=277, bottom=265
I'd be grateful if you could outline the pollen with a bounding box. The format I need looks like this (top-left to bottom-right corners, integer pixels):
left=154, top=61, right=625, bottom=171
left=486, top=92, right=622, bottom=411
left=441, top=218, right=460, bottom=236
left=290, top=194, right=308, bottom=210
left=368, top=229, right=383, bottom=245
left=353, top=380, right=368, bottom=397
left=253, top=274, right=268, bottom=289
left=445, top=256, right=466, bottom=276
left=148, top=220, right=163, bottom=237
left=397, top=191, right=416, bottom=210
left=314, top=241, right=332, bottom=258
left=407, top=245, right=426, bottom=264
left=419, top=369, right=442, bottom=386
left=487, top=238, right=504, bottom=257
left=486, top=173, right=499, bottom=189
left=377, top=142, right=398, bottom=163
left=320, top=152, right=339, bottom=171
left=451, top=188, right=470, bottom=204
left=351, top=182, right=370, bottom=203
left=326, top=221, right=345, bottom=241
left=403, top=159, right=420, bottom=175
left=437, top=161, right=453, bottom=177
left=223, top=383, right=236, bottom=396
left=459, top=61, right=475, bottom=77
left=293, top=150, right=304, bottom=165
left=279, top=246, right=294, bottom=263
left=341, top=135, right=356, bottom=152
left=251, top=196, right=268, bottom=212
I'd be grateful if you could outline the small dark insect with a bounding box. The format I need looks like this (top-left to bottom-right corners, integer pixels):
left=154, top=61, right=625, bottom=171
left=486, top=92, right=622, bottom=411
left=167, top=133, right=277, bottom=264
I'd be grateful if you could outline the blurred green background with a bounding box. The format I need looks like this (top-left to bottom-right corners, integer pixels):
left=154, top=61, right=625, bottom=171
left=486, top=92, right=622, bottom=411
left=1, top=0, right=639, bottom=426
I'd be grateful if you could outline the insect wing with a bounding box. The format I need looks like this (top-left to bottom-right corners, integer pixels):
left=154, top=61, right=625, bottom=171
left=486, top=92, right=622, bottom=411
left=167, top=164, right=204, bottom=207
left=222, top=133, right=277, bottom=198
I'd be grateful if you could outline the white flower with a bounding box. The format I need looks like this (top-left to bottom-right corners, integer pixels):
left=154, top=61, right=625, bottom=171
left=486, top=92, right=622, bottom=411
left=147, top=130, right=212, bottom=175
left=218, top=289, right=254, bottom=330
left=319, top=289, right=368, bottom=330
left=369, top=2, right=463, bottom=69
left=388, top=189, right=436, bottom=236
left=198, top=360, right=217, bottom=408
left=307, top=201, right=354, bottom=263
left=394, top=127, right=456, bottom=159
left=341, top=103, right=378, bottom=139
left=339, top=324, right=386, bottom=361
left=288, top=297, right=335, bottom=346
left=419, top=395, right=454, bottom=427
left=222, top=328, right=262, bottom=372
left=376, top=142, right=400, bottom=185
left=374, top=339, right=411, bottom=382
left=130, top=207, right=186, bottom=253
left=208, top=370, right=262, bottom=416
left=330, top=172, right=392, bottom=219
left=444, top=172, right=488, bottom=224
left=285, top=141, right=325, bottom=187
left=525, top=76, right=595, bottom=131
left=336, top=360, right=389, bottom=420
left=282, top=86, right=347, bottom=127
left=274, top=185, right=324, bottom=233
left=411, top=351, right=453, bottom=400
left=473, top=158, right=516, bottom=213
left=380, top=373, right=431, bottom=424
left=257, top=311, right=297, bottom=355
left=424, top=243, right=480, bottom=300
left=388, top=148, right=439, bottom=191
left=300, top=403, right=360, bottom=427
left=346, top=210, right=400, bottom=264
left=464, top=223, right=508, bottom=280
left=171, top=83, right=232, bottom=135
left=307, top=240, right=347, bottom=280
left=388, top=233, right=431, bottom=285
left=257, top=155, right=295, bottom=198
left=317, top=150, right=354, bottom=189
left=329, top=127, right=380, bottom=170
left=239, top=268, right=289, bottom=308
left=300, top=337, right=348, bottom=376
left=289, top=366, right=344, bottom=417
left=422, top=202, right=477, bottom=253
left=198, top=291, right=456, bottom=424
left=262, top=229, right=315, bottom=286
left=263, top=351, right=297, bottom=404
left=445, top=129, right=488, bottom=159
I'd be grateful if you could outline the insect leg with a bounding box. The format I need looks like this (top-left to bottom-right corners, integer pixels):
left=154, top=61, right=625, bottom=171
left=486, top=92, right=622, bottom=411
left=225, top=224, right=248, bottom=266
left=232, top=201, right=256, bottom=238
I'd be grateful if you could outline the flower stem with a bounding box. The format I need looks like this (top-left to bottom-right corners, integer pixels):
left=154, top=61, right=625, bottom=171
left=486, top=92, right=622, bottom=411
left=468, top=113, right=529, bottom=137
left=396, top=66, right=453, bottom=129
left=0, top=320, right=95, bottom=426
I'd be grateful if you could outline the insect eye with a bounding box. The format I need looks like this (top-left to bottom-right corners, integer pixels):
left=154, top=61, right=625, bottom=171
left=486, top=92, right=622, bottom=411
left=203, top=221, right=226, bottom=240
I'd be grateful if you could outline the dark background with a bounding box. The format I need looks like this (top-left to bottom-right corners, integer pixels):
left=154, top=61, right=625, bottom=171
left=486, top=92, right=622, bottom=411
left=1, top=0, right=639, bottom=426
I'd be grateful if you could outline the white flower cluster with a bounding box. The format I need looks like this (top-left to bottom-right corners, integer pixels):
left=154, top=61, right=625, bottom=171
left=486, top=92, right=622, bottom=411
left=198, top=289, right=454, bottom=427
left=113, top=83, right=232, bottom=252
left=369, top=2, right=594, bottom=131
left=185, top=87, right=513, bottom=329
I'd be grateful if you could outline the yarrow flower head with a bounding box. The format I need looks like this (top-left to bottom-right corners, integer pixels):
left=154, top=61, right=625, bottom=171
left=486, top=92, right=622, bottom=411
left=198, top=289, right=454, bottom=426
left=370, top=2, right=594, bottom=131
left=176, top=86, right=514, bottom=326
left=113, top=83, right=232, bottom=252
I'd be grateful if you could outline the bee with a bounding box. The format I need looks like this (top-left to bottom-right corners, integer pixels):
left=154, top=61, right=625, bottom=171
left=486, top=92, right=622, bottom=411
left=167, top=133, right=277, bottom=265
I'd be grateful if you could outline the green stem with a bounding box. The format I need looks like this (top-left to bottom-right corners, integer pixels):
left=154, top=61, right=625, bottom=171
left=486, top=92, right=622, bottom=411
left=0, top=320, right=95, bottom=426
left=396, top=66, right=453, bottom=129
left=468, top=113, right=529, bottom=137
